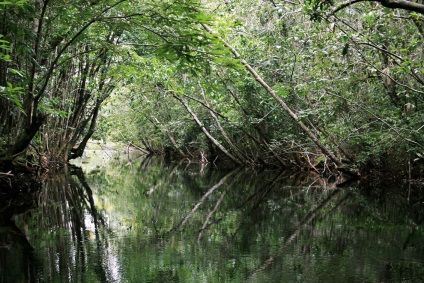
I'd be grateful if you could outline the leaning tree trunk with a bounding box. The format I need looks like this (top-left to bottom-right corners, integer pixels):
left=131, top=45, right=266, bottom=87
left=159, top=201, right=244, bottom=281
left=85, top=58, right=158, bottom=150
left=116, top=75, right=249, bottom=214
left=173, top=94, right=243, bottom=166
left=201, top=24, right=358, bottom=176
left=197, top=81, right=252, bottom=165
left=216, top=73, right=287, bottom=166
left=0, top=115, right=44, bottom=164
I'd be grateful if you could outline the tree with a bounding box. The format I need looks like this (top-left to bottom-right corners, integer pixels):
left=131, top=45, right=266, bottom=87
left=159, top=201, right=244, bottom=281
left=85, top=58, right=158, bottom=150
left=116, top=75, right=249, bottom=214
left=0, top=0, right=216, bottom=168
left=1, top=0, right=421, bottom=176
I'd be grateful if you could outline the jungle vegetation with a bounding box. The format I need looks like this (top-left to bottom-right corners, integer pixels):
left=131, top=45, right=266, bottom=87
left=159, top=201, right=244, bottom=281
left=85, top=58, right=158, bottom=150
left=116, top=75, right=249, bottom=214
left=0, top=0, right=423, bottom=178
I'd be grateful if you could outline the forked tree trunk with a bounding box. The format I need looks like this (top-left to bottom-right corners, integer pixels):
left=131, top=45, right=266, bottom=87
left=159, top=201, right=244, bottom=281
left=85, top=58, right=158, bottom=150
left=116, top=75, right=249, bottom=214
left=173, top=94, right=243, bottom=165
left=198, top=82, right=252, bottom=165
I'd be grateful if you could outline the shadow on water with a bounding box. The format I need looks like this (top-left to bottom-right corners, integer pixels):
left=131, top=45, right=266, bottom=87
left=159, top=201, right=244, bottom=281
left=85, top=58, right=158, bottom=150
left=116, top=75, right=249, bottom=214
left=0, top=155, right=423, bottom=282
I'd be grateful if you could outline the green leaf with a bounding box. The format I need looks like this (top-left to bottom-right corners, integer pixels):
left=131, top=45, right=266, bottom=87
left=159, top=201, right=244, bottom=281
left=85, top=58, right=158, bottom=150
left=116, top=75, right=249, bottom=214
left=316, top=157, right=326, bottom=163
left=1, top=82, right=23, bottom=109
left=8, top=68, right=24, bottom=77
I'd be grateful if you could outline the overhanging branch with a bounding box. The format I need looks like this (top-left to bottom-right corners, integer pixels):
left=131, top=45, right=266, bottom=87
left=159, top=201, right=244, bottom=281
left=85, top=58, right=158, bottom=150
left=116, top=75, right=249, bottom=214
left=333, top=0, right=424, bottom=15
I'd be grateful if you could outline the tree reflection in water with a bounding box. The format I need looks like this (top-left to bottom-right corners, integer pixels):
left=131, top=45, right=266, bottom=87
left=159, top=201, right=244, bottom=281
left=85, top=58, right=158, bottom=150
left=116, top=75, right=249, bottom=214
left=0, top=166, right=118, bottom=282
left=0, top=156, right=423, bottom=282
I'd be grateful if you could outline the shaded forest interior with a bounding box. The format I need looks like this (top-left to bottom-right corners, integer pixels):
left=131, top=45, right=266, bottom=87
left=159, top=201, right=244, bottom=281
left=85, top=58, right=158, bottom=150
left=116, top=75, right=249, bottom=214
left=0, top=0, right=423, bottom=180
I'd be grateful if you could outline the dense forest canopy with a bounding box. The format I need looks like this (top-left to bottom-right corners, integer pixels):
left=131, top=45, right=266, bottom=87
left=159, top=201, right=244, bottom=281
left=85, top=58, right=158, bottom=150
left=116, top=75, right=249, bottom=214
left=0, top=0, right=423, bottom=177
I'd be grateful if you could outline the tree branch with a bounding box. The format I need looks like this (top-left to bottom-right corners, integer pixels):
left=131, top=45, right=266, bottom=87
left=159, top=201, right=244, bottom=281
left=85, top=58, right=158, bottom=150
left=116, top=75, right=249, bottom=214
left=333, top=0, right=424, bottom=15
left=380, top=0, right=424, bottom=14
left=332, top=0, right=371, bottom=14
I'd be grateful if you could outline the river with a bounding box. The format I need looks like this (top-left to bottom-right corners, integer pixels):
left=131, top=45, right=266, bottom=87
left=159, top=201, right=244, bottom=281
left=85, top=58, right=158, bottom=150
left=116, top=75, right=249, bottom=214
left=1, top=153, right=423, bottom=282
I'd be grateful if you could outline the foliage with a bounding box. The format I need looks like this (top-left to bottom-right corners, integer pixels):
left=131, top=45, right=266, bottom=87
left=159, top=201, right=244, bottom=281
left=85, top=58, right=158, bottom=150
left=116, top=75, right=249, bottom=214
left=0, top=0, right=422, bottom=175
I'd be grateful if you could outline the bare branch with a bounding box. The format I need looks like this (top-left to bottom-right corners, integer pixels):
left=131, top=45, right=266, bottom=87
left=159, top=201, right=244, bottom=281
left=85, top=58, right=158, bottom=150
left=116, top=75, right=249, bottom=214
left=332, top=0, right=371, bottom=15
left=333, top=0, right=424, bottom=15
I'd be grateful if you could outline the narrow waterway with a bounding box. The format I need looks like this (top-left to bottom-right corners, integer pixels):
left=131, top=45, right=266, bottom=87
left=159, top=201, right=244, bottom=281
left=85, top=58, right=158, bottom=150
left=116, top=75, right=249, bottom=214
left=1, top=153, right=423, bottom=282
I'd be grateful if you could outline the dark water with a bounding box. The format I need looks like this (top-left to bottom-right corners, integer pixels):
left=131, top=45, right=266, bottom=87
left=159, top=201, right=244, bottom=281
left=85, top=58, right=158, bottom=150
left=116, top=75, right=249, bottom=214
left=1, top=155, right=423, bottom=282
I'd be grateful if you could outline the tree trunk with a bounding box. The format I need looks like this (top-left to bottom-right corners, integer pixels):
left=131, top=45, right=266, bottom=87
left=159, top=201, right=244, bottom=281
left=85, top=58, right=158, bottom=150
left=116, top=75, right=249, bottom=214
left=218, top=76, right=287, bottom=166
left=201, top=24, right=358, bottom=176
left=0, top=115, right=44, bottom=162
left=173, top=94, right=243, bottom=165
left=69, top=100, right=101, bottom=160
left=153, top=117, right=187, bottom=158
left=198, top=82, right=252, bottom=165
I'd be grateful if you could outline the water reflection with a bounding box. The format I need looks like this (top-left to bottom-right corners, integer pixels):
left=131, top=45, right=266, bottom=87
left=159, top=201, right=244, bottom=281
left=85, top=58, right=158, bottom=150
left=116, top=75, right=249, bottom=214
left=1, top=156, right=423, bottom=282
